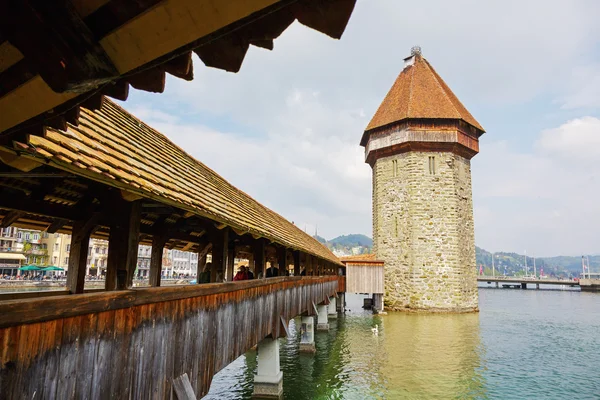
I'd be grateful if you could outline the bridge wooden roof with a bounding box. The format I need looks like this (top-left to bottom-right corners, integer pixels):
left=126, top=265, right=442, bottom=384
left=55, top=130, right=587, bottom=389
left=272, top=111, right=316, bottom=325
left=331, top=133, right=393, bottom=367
left=0, top=0, right=356, bottom=139
left=3, top=99, right=340, bottom=265
left=361, top=53, right=484, bottom=146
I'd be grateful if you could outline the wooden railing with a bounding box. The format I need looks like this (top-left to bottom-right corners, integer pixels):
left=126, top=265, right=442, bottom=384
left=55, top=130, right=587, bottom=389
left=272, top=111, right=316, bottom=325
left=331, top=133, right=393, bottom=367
left=0, top=276, right=338, bottom=399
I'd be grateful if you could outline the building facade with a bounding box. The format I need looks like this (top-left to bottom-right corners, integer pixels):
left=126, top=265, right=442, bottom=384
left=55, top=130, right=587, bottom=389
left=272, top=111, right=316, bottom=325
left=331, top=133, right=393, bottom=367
left=362, top=48, right=484, bottom=312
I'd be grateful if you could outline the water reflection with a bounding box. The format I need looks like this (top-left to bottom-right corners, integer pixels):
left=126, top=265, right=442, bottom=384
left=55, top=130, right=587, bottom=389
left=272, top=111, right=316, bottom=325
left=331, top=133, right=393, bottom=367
left=205, top=294, right=485, bottom=399
left=380, top=312, right=485, bottom=399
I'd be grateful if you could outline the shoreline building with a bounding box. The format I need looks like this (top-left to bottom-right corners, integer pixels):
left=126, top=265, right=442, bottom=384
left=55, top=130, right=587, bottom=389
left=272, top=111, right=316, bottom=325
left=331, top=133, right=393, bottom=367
left=361, top=47, right=485, bottom=312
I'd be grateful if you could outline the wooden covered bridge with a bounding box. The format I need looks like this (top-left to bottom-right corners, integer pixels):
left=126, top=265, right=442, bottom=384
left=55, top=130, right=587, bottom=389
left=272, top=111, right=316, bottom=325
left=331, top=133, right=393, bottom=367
left=0, top=0, right=356, bottom=398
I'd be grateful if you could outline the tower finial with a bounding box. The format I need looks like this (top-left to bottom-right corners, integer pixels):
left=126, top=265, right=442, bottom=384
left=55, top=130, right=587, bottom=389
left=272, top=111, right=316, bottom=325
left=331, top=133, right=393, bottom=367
left=410, top=45, right=422, bottom=57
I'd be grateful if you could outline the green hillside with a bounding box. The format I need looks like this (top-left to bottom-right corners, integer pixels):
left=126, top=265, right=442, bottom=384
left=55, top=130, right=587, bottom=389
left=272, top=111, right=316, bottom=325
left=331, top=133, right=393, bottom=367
left=314, top=234, right=373, bottom=255
left=476, top=246, right=598, bottom=278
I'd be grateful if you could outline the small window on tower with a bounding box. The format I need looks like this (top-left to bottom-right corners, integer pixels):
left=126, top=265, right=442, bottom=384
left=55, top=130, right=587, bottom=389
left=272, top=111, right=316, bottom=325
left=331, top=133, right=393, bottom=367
left=428, top=156, right=436, bottom=175
left=392, top=159, right=398, bottom=177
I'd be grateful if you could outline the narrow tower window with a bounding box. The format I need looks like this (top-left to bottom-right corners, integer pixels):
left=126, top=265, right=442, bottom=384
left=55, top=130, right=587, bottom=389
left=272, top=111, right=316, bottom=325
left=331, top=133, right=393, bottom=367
left=428, top=156, right=436, bottom=175
left=392, top=159, right=398, bottom=177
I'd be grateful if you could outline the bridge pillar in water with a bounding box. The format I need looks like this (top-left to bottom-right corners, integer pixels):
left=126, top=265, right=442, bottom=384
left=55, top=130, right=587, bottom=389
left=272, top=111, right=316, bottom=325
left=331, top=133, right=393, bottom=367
left=536, top=283, right=540, bottom=289
left=521, top=282, right=527, bottom=289
left=253, top=337, right=283, bottom=399
left=317, top=304, right=329, bottom=331
left=495, top=282, right=499, bottom=288
left=372, top=293, right=384, bottom=313
left=299, top=316, right=316, bottom=353
left=328, top=297, right=337, bottom=318
left=336, top=293, right=345, bottom=312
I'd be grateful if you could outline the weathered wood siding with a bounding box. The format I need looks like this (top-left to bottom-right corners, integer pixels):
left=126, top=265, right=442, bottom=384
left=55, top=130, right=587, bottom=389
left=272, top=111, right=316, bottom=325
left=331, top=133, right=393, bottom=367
left=0, top=277, right=337, bottom=399
left=346, top=264, right=384, bottom=294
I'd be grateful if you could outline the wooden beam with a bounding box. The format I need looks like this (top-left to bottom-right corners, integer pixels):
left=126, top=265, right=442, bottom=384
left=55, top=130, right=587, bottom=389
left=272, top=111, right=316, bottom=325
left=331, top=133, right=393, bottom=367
left=67, top=214, right=99, bottom=294
left=0, top=210, right=23, bottom=228
left=149, top=233, right=167, bottom=287
left=127, top=67, right=165, bottom=93
left=226, top=241, right=235, bottom=282
left=196, top=242, right=211, bottom=284
left=163, top=52, right=194, bottom=81
left=210, top=228, right=228, bottom=283
left=0, top=188, right=76, bottom=221
left=46, top=218, right=68, bottom=234
left=106, top=200, right=141, bottom=290
left=277, top=246, right=287, bottom=277
left=104, top=79, right=129, bottom=101
left=293, top=250, right=300, bottom=277
left=253, top=238, right=266, bottom=279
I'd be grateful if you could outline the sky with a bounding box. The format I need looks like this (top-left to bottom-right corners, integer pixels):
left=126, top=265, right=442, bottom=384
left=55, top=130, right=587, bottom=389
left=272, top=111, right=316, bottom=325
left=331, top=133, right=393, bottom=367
left=119, top=0, right=600, bottom=257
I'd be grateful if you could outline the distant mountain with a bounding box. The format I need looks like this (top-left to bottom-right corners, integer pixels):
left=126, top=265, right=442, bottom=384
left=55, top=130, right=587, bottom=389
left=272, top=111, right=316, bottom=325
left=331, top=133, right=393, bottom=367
left=314, top=234, right=373, bottom=257
left=314, top=235, right=328, bottom=245
left=329, top=234, right=373, bottom=248
left=476, top=246, right=599, bottom=278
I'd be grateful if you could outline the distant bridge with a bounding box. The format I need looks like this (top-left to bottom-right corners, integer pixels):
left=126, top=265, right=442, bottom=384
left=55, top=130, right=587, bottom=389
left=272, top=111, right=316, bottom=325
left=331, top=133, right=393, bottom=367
left=478, top=276, right=579, bottom=289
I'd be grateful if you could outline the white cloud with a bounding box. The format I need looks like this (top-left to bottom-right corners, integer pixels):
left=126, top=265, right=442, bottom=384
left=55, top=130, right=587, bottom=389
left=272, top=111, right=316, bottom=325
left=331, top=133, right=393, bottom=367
left=473, top=117, right=600, bottom=255
left=537, top=117, right=600, bottom=160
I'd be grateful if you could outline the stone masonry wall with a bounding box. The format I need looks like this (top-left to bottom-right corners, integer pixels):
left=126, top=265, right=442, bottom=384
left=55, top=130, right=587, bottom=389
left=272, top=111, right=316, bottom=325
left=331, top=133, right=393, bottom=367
left=372, top=151, right=478, bottom=312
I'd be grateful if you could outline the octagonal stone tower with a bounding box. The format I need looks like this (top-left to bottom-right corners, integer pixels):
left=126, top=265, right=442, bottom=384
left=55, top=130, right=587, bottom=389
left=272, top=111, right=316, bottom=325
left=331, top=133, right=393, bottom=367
left=361, top=48, right=485, bottom=312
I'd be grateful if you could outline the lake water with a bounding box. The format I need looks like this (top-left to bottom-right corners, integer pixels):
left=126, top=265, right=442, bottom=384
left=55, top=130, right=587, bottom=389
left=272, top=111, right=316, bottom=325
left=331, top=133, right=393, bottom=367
left=205, top=287, right=600, bottom=399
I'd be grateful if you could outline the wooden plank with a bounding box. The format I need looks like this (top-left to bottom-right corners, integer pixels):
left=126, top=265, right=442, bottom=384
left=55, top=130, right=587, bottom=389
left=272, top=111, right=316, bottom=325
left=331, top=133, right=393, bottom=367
left=172, top=373, right=197, bottom=400
left=90, top=310, right=115, bottom=400
left=100, top=0, right=279, bottom=73
left=56, top=316, right=80, bottom=399
left=74, top=313, right=98, bottom=398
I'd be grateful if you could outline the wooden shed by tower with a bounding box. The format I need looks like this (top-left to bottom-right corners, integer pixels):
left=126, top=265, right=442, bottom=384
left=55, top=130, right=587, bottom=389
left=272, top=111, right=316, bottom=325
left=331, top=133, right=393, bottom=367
left=361, top=47, right=485, bottom=312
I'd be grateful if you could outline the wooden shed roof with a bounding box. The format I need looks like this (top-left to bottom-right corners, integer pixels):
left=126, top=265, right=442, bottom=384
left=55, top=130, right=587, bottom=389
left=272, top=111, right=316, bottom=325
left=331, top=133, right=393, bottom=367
left=0, top=0, right=356, bottom=140
left=10, top=99, right=340, bottom=265
left=361, top=53, right=484, bottom=146
left=339, top=253, right=383, bottom=265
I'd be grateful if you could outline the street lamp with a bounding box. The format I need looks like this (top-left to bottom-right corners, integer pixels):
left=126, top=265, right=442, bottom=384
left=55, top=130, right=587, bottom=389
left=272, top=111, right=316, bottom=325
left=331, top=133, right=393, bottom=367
left=492, top=253, right=496, bottom=277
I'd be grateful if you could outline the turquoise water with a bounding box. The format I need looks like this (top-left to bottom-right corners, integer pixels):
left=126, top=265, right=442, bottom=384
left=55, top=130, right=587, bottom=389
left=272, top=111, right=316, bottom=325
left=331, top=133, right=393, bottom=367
left=205, top=288, right=600, bottom=399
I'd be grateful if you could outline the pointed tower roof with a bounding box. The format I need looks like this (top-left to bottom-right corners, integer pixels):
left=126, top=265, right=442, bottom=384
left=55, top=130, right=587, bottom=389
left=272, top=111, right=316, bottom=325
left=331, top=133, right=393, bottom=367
left=361, top=49, right=484, bottom=146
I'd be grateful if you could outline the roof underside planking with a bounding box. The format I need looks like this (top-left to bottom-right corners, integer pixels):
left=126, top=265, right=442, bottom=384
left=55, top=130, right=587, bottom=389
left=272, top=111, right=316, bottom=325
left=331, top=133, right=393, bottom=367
left=0, top=98, right=341, bottom=265
left=0, top=0, right=356, bottom=139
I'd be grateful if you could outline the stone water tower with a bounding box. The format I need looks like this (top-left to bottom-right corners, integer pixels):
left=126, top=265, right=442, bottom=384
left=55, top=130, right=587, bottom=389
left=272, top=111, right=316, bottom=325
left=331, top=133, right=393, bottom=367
left=361, top=47, right=485, bottom=312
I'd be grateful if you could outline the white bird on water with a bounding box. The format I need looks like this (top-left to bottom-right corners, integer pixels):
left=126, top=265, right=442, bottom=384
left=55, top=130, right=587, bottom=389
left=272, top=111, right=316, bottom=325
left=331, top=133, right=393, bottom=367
left=371, top=325, right=379, bottom=335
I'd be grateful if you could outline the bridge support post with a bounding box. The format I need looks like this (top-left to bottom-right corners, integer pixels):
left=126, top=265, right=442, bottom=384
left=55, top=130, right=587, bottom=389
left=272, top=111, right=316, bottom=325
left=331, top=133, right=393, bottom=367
left=299, top=316, right=316, bottom=353
left=316, top=304, right=329, bottom=331
left=328, top=297, right=337, bottom=319
left=253, top=337, right=283, bottom=399
left=521, top=282, right=527, bottom=289
left=495, top=282, right=499, bottom=288
left=336, top=293, right=345, bottom=312
left=536, top=283, right=540, bottom=289
left=372, top=294, right=384, bottom=313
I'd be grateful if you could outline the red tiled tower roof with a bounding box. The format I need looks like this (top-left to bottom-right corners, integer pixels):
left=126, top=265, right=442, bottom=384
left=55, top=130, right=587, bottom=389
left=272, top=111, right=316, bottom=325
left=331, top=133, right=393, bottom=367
left=361, top=53, right=484, bottom=146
